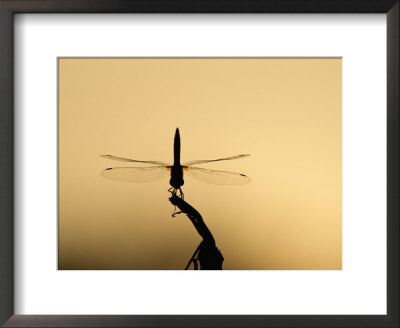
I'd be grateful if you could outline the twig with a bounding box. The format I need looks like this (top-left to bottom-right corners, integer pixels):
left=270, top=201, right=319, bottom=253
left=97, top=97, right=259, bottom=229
left=169, top=194, right=223, bottom=270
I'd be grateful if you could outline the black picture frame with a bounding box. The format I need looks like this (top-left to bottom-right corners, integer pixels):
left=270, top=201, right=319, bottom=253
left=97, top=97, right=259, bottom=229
left=0, top=1, right=398, bottom=327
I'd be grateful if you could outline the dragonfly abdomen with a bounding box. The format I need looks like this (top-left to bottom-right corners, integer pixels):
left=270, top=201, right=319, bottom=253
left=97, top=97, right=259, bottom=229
left=174, top=128, right=181, bottom=166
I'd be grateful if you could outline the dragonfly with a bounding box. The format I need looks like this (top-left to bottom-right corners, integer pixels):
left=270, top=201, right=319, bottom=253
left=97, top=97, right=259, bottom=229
left=101, top=128, right=250, bottom=198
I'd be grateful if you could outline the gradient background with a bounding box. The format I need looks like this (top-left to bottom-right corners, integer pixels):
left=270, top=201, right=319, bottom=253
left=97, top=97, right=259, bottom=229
left=58, top=58, right=341, bottom=270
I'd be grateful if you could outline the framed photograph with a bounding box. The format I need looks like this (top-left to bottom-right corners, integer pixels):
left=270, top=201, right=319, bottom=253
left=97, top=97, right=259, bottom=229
left=0, top=1, right=398, bottom=327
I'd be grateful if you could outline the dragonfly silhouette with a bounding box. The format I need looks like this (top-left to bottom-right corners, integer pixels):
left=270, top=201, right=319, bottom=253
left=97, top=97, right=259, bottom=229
left=101, top=128, right=250, bottom=198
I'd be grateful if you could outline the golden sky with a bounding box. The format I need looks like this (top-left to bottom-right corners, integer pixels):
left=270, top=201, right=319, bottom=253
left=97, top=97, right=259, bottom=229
left=58, top=58, right=341, bottom=270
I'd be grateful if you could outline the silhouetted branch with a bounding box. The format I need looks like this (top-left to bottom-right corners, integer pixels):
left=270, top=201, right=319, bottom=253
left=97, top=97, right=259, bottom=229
left=169, top=194, right=224, bottom=270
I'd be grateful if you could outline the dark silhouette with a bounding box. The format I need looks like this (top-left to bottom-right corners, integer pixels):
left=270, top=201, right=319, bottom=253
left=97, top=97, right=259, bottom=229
left=100, top=128, right=250, bottom=199
left=169, top=194, right=224, bottom=270
left=169, top=128, right=185, bottom=197
left=101, top=128, right=249, bottom=270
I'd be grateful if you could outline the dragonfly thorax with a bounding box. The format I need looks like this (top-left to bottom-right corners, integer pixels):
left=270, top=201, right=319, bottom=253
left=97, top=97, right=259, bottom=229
left=170, top=165, right=184, bottom=189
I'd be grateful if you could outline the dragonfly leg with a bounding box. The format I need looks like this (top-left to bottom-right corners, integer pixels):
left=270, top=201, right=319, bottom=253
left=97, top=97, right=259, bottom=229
left=168, top=186, right=184, bottom=199
left=172, top=209, right=182, bottom=217
left=168, top=186, right=181, bottom=197
left=171, top=203, right=183, bottom=217
left=168, top=187, right=185, bottom=215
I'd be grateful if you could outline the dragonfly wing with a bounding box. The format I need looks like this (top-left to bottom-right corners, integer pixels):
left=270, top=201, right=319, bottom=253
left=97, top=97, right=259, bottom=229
left=101, top=154, right=169, bottom=166
left=185, top=167, right=251, bottom=185
left=183, top=154, right=250, bottom=166
left=101, top=166, right=169, bottom=183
